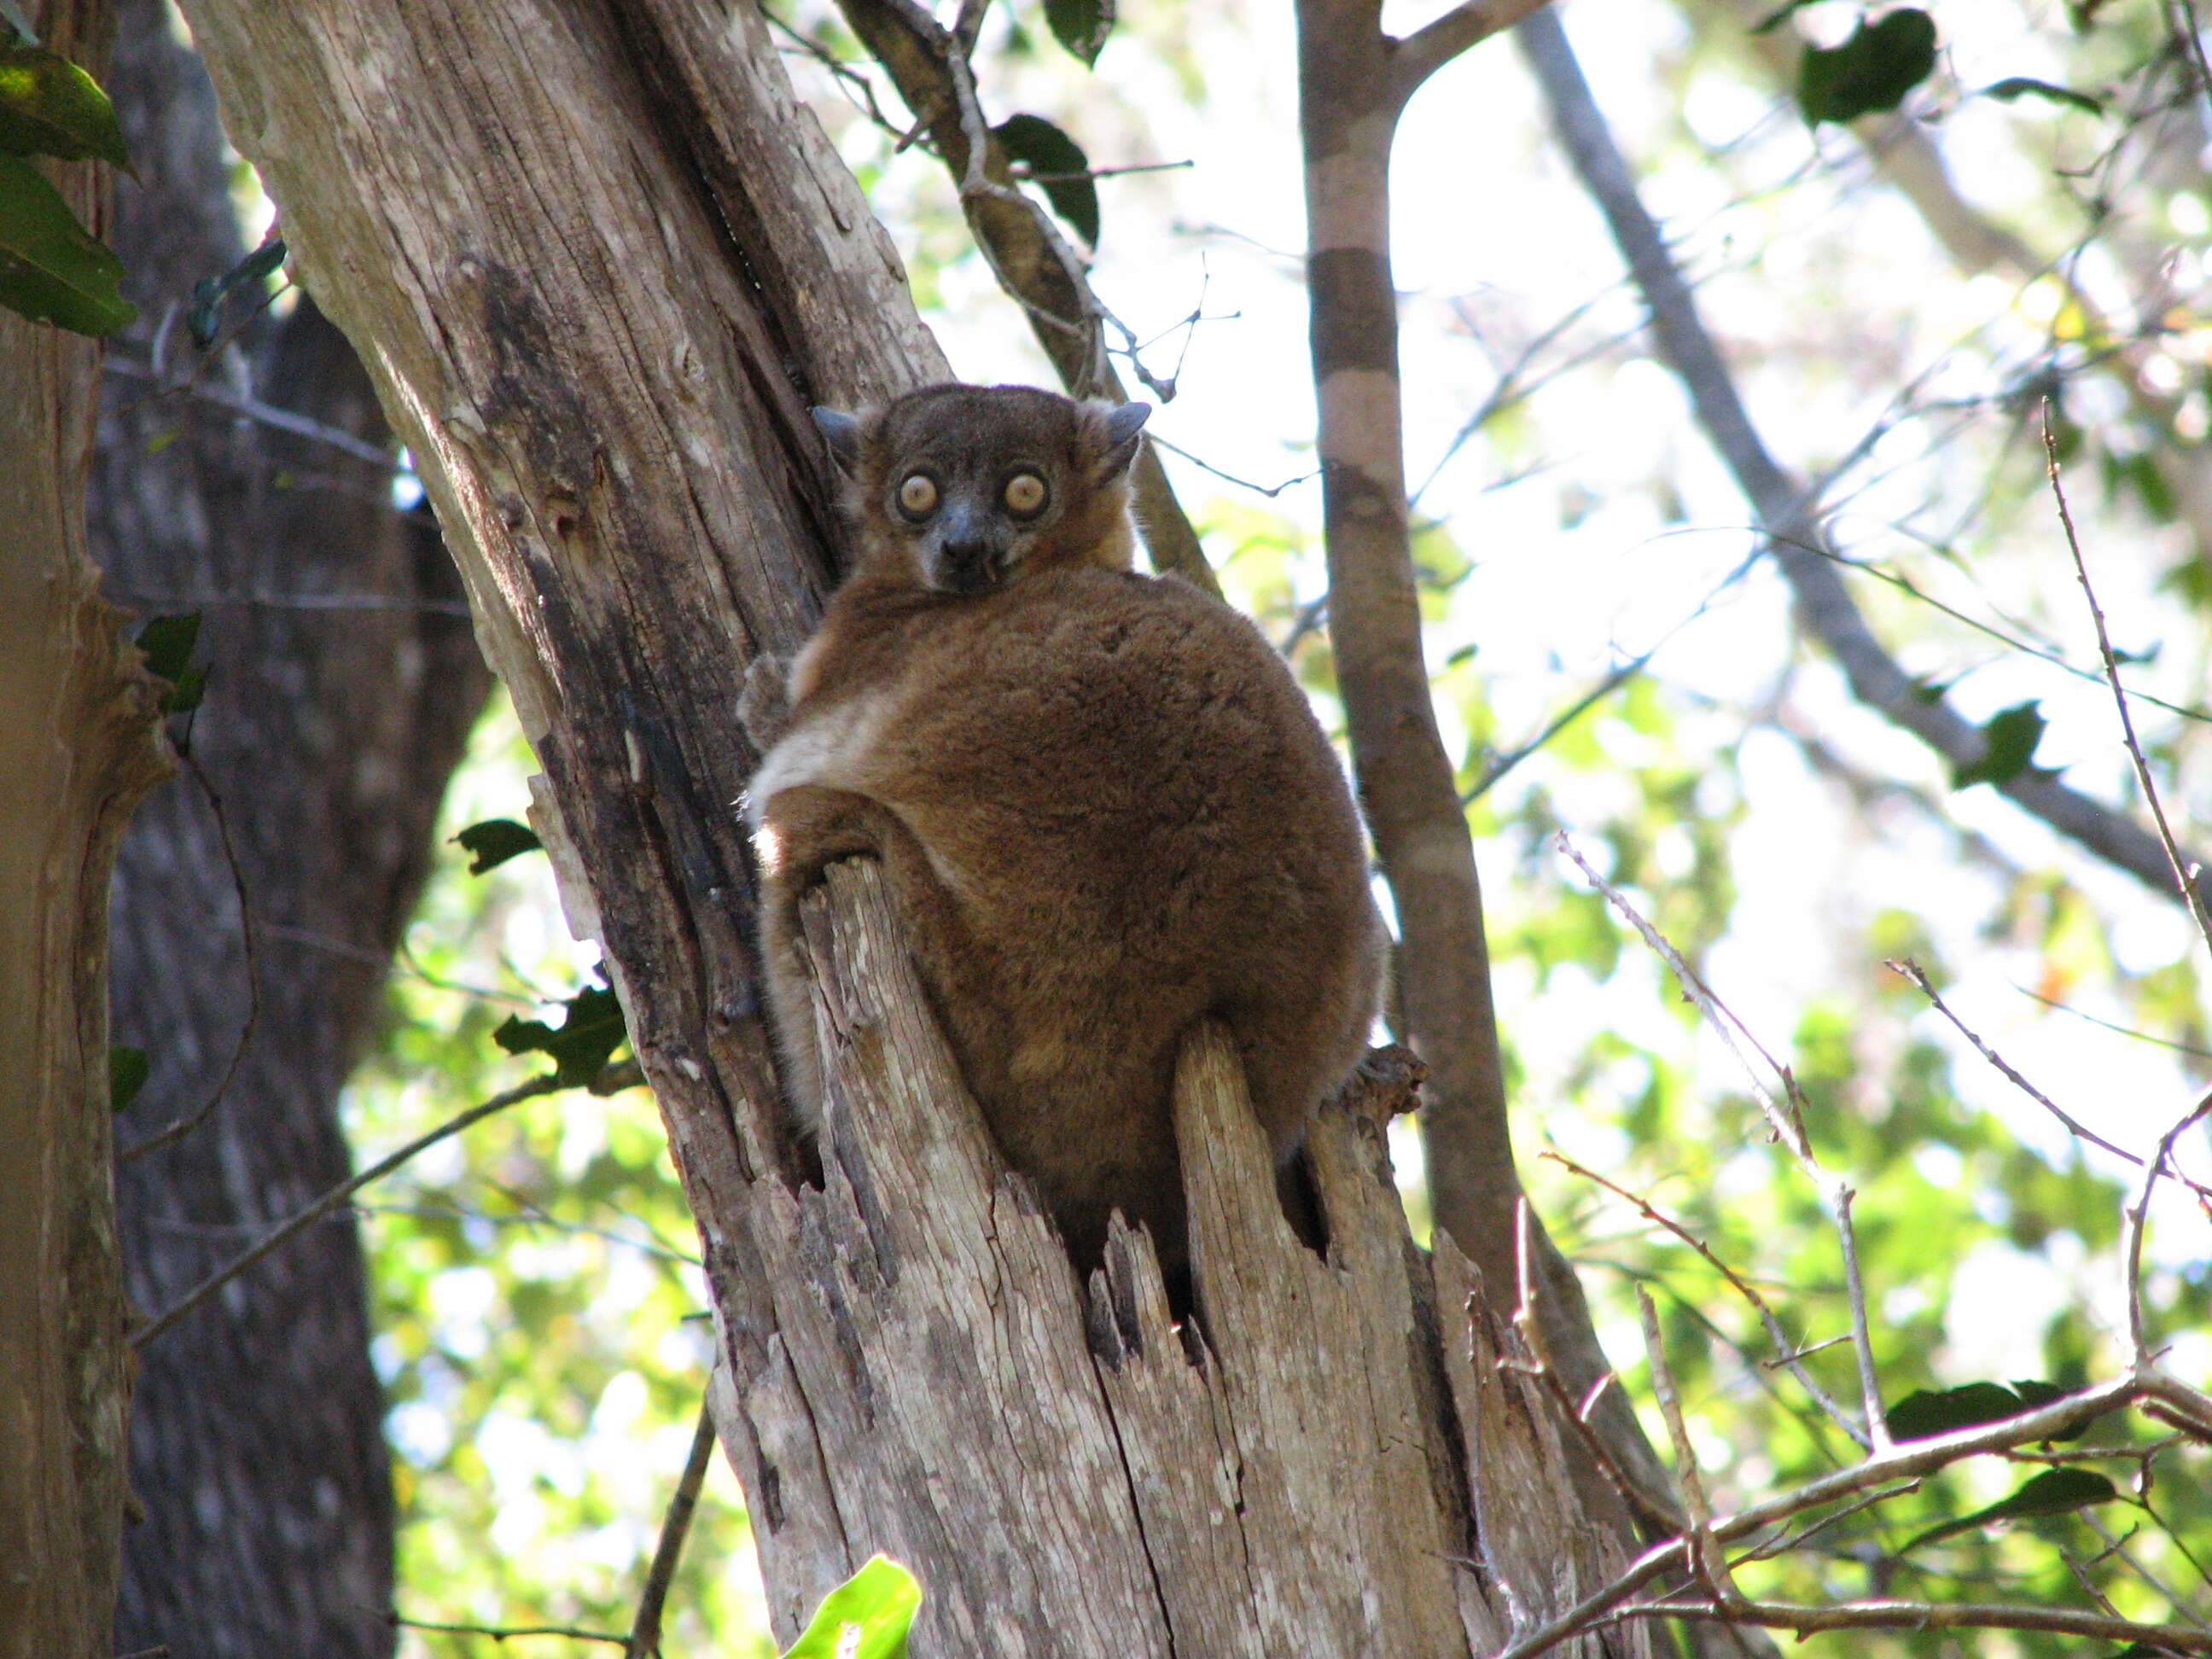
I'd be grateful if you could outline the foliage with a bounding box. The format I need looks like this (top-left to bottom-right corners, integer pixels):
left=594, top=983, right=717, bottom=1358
left=778, top=1557, right=922, bottom=1659
left=0, top=28, right=130, bottom=335
left=350, top=697, right=771, bottom=1657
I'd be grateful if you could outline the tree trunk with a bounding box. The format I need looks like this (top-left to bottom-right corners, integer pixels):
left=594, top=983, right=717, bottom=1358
left=92, top=5, right=492, bottom=1651
left=169, top=0, right=1649, bottom=1646
left=0, top=3, right=165, bottom=1654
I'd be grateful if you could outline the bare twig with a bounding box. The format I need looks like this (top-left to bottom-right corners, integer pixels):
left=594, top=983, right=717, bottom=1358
left=1637, top=1286, right=1732, bottom=1598
left=1831, top=1184, right=1889, bottom=1451
left=119, top=752, right=261, bottom=1163
left=2046, top=409, right=2212, bottom=959
left=1599, top=1594, right=2212, bottom=1652
left=1895, top=958, right=2212, bottom=1201
left=1542, top=1150, right=1867, bottom=1448
left=388, top=1614, right=630, bottom=1646
left=1142, top=432, right=1314, bottom=499
left=625, top=1400, right=721, bottom=1659
left=1732, top=1481, right=1920, bottom=1564
left=2084, top=1512, right=2212, bottom=1631
left=2122, top=1093, right=2212, bottom=1365
left=2014, top=984, right=2212, bottom=1060
left=1487, top=1372, right=2146, bottom=1659
left=1512, top=1201, right=1686, bottom=1534
left=104, top=357, right=401, bottom=469
left=1555, top=833, right=1889, bottom=1447
left=133, top=1062, right=640, bottom=1349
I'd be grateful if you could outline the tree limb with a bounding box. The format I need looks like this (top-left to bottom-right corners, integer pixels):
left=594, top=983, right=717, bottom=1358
left=1391, top=0, right=1557, bottom=107
left=1516, top=5, right=2212, bottom=912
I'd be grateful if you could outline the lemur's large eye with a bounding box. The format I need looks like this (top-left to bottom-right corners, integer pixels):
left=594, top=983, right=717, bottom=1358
left=897, top=473, right=939, bottom=519
left=1003, top=472, right=1048, bottom=517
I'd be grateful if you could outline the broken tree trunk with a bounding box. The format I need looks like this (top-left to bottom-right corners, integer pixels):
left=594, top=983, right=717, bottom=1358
left=170, top=0, right=1655, bottom=1649
left=714, top=859, right=1647, bottom=1655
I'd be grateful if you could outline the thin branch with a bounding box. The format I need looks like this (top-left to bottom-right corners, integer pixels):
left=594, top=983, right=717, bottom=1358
left=1392, top=0, right=1557, bottom=106
left=1554, top=834, right=1889, bottom=1447
left=1512, top=1202, right=1688, bottom=1534
left=2123, top=1093, right=2212, bottom=1365
left=625, top=1400, right=720, bottom=1659
left=101, top=585, right=469, bottom=617
left=133, top=1062, right=640, bottom=1349
left=2046, top=409, right=2212, bottom=958
left=2084, top=1511, right=2212, bottom=1632
left=1602, top=1594, right=2212, bottom=1653
left=1814, top=538, right=2212, bottom=729
left=119, top=752, right=261, bottom=1163
left=1142, top=432, right=1314, bottom=499
left=1016, top=159, right=1195, bottom=184
left=388, top=1615, right=630, bottom=1647
left=1831, top=1185, right=1888, bottom=1451
left=1893, top=958, right=2212, bottom=1197
left=1638, top=1285, right=1732, bottom=1598
left=104, top=356, right=400, bottom=469
left=1516, top=5, right=2212, bottom=917
left=1487, top=1373, right=2147, bottom=1659
left=2013, top=984, right=2212, bottom=1061
left=1542, top=1150, right=1867, bottom=1448
left=1732, top=1481, right=1920, bottom=1564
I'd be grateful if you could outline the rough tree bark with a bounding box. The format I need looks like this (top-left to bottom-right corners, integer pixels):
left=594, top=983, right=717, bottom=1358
left=169, top=0, right=1655, bottom=1647
left=93, top=5, right=492, bottom=1652
left=0, top=3, right=165, bottom=1654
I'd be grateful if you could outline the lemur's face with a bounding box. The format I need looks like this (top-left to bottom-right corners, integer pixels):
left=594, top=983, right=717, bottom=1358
left=816, top=383, right=1149, bottom=595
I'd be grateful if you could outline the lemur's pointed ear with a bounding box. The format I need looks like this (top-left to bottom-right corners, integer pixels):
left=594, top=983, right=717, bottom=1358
left=812, top=407, right=863, bottom=473
left=1098, top=402, right=1150, bottom=480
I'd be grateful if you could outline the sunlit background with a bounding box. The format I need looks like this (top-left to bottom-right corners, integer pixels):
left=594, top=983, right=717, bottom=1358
left=317, top=0, right=2212, bottom=1650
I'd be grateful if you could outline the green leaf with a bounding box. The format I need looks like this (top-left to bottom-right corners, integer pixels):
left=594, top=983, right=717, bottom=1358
left=1042, top=0, right=1115, bottom=65
left=494, top=981, right=628, bottom=1087
left=0, top=151, right=132, bottom=335
left=1982, top=75, right=2104, bottom=115
left=779, top=1556, right=922, bottom=1659
left=1797, top=9, right=1939, bottom=125
left=186, top=235, right=285, bottom=348
left=0, top=46, right=126, bottom=164
left=1889, top=1381, right=2027, bottom=1441
left=1889, top=1379, right=2108, bottom=1444
left=1900, top=1467, right=2119, bottom=1552
left=109, top=1045, right=148, bottom=1112
left=455, top=818, right=544, bottom=876
left=134, top=612, right=207, bottom=713
left=1951, top=701, right=2046, bottom=789
left=992, top=113, right=1100, bottom=247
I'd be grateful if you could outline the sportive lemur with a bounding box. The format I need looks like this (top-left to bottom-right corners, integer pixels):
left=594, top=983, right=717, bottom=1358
left=743, top=381, right=1383, bottom=1279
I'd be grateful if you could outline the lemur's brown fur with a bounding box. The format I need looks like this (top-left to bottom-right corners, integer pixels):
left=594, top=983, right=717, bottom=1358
left=747, top=382, right=1382, bottom=1276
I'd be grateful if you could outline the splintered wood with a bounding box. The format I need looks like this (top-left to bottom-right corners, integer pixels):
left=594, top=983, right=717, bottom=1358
left=711, top=860, right=1647, bottom=1657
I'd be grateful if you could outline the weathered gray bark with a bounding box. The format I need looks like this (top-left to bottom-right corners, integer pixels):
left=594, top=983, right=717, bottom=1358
left=92, top=6, right=491, bottom=1651
left=169, top=0, right=1653, bottom=1647
left=0, top=3, right=164, bottom=1654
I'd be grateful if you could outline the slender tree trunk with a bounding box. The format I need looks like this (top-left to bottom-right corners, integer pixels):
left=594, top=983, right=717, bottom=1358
left=168, top=1, right=1647, bottom=1647
left=91, top=6, right=492, bottom=1650
left=0, top=3, right=166, bottom=1653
